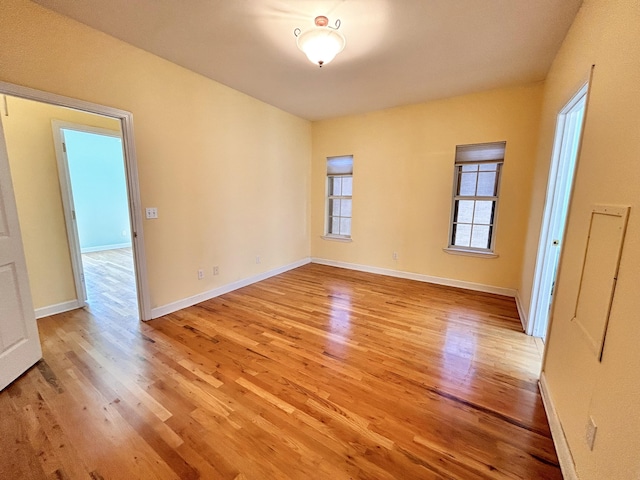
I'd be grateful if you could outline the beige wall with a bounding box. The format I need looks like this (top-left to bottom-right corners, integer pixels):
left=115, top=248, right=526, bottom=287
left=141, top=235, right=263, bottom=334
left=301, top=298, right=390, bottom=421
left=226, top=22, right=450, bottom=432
left=311, top=84, right=543, bottom=291
left=4, top=0, right=639, bottom=475
left=523, top=0, right=640, bottom=478
left=0, top=0, right=311, bottom=311
left=1, top=96, right=120, bottom=310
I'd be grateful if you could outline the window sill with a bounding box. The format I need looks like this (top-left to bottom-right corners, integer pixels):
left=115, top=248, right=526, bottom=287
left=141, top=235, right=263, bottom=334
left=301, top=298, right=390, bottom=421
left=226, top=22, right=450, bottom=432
left=443, top=247, right=498, bottom=258
left=322, top=235, right=352, bottom=243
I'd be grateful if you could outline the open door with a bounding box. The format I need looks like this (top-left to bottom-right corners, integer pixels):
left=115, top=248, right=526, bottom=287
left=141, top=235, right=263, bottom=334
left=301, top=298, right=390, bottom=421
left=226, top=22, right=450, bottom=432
left=51, top=121, right=137, bottom=316
left=528, top=81, right=589, bottom=339
left=0, top=80, right=151, bottom=323
left=0, top=114, right=42, bottom=391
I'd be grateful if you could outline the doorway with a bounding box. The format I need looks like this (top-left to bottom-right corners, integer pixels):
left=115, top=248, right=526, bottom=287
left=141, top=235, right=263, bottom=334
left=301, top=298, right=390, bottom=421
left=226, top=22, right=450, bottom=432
left=52, top=123, right=138, bottom=320
left=528, top=82, right=589, bottom=339
left=0, top=80, right=150, bottom=390
left=0, top=81, right=150, bottom=321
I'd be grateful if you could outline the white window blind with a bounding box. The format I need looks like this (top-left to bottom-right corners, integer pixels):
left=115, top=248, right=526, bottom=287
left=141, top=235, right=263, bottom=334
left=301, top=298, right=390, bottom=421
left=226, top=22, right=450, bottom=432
left=455, top=142, right=506, bottom=164
left=327, top=156, right=353, bottom=175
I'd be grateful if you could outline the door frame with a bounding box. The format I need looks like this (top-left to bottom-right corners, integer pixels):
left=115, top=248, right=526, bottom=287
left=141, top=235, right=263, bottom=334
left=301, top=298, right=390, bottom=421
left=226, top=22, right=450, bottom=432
left=527, top=79, right=591, bottom=338
left=52, top=121, right=131, bottom=310
left=0, top=80, right=151, bottom=321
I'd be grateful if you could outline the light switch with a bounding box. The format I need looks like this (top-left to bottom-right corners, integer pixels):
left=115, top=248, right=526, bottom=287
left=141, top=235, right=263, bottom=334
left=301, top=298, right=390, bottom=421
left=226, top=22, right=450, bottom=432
left=145, top=207, right=158, bottom=219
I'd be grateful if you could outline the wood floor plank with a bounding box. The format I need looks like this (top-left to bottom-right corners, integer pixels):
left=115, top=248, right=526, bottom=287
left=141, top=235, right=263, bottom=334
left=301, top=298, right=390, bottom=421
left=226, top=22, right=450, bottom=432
left=0, top=251, right=561, bottom=479
left=0, top=382, right=49, bottom=480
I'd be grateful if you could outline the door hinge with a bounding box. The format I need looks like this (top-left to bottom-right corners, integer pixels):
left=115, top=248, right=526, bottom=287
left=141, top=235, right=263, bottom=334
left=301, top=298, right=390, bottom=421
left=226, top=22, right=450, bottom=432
left=62, top=142, right=67, bottom=153
left=72, top=210, right=76, bottom=220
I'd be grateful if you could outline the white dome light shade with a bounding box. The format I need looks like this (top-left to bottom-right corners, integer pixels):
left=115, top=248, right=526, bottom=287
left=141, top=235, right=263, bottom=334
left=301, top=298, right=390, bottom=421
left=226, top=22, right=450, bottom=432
left=297, top=27, right=346, bottom=67
left=294, top=16, right=346, bottom=67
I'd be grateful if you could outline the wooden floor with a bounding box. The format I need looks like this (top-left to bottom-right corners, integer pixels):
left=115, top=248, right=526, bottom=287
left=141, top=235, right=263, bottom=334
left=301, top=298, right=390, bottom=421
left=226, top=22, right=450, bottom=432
left=0, top=264, right=561, bottom=479
left=82, top=247, right=138, bottom=320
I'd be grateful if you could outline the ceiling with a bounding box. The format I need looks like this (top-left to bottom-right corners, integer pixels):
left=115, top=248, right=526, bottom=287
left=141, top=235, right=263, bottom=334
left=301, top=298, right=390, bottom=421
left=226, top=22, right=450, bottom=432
left=32, top=0, right=583, bottom=121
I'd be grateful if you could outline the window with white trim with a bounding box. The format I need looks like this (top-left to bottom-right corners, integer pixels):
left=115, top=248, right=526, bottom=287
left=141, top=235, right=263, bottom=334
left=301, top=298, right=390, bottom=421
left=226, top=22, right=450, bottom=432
left=448, top=142, right=505, bottom=252
left=326, top=155, right=353, bottom=238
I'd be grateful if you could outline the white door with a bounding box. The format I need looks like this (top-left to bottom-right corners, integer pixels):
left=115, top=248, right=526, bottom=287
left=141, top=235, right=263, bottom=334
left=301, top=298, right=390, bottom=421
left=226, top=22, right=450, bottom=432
left=52, top=125, right=89, bottom=306
left=51, top=122, right=135, bottom=311
left=528, top=83, right=588, bottom=339
left=0, top=120, right=42, bottom=391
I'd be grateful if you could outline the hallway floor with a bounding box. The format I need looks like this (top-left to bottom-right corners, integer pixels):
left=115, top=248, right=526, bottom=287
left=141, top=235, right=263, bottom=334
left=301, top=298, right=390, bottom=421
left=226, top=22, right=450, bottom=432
left=82, top=247, right=138, bottom=321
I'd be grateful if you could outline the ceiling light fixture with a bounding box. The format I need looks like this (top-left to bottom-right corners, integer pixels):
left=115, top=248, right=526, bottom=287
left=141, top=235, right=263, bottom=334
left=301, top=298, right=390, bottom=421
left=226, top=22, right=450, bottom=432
left=294, top=16, right=346, bottom=68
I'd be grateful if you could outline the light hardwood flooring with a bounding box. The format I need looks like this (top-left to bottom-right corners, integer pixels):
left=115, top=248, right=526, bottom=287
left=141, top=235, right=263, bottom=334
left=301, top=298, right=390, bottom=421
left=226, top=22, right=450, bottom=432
left=82, top=247, right=138, bottom=320
left=0, top=264, right=560, bottom=479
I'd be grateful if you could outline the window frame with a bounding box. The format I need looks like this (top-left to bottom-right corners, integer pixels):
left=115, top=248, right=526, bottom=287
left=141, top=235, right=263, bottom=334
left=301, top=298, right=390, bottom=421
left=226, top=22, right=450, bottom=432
left=324, top=155, right=353, bottom=240
left=325, top=173, right=353, bottom=239
left=447, top=143, right=505, bottom=255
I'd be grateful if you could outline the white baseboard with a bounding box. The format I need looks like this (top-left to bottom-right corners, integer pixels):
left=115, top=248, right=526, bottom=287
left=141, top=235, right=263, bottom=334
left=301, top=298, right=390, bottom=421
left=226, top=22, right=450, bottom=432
left=310, top=257, right=517, bottom=298
left=515, top=291, right=528, bottom=331
left=81, top=242, right=131, bottom=253
left=539, top=372, right=579, bottom=480
left=151, top=256, right=519, bottom=320
left=150, top=257, right=311, bottom=319
left=35, top=299, right=81, bottom=319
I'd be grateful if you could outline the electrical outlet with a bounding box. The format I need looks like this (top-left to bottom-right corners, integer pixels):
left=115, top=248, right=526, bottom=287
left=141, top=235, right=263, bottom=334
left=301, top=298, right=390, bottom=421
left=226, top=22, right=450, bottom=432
left=256, top=255, right=261, bottom=264
left=213, top=266, right=219, bottom=276
left=586, top=416, right=597, bottom=450
left=145, top=207, right=158, bottom=219
left=197, top=269, right=204, bottom=280
left=393, top=251, right=398, bottom=261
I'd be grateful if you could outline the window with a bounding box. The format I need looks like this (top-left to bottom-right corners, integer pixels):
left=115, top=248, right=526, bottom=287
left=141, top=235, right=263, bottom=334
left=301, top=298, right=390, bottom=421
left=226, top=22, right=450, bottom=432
left=448, top=142, right=505, bottom=253
left=326, top=155, right=353, bottom=238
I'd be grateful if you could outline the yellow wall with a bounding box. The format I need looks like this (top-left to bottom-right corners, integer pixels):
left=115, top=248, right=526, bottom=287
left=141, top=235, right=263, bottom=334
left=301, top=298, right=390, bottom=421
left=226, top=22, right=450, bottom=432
left=311, top=84, right=543, bottom=291
left=1, top=96, right=120, bottom=310
left=522, top=0, right=640, bottom=477
left=5, top=0, right=638, bottom=475
left=0, top=0, right=311, bottom=311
